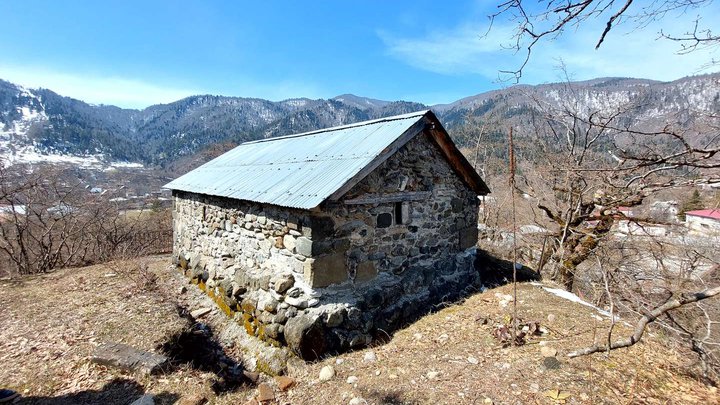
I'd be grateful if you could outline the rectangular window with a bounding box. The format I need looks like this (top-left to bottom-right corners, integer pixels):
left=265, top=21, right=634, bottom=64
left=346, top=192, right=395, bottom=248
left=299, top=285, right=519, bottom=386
left=394, top=202, right=403, bottom=225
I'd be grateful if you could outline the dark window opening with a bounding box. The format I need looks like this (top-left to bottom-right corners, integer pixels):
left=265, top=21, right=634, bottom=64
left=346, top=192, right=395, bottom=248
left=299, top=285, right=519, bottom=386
left=377, top=212, right=392, bottom=228
left=394, top=202, right=403, bottom=225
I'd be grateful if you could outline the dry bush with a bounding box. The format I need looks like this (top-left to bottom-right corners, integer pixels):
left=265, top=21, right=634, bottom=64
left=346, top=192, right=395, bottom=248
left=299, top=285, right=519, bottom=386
left=0, top=163, right=172, bottom=277
left=104, top=258, right=160, bottom=292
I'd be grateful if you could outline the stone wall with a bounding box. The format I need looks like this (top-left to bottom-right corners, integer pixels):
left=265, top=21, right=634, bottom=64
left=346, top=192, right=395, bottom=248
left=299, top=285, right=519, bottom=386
left=313, top=131, right=479, bottom=285
left=171, top=129, right=482, bottom=362
left=172, top=192, right=312, bottom=284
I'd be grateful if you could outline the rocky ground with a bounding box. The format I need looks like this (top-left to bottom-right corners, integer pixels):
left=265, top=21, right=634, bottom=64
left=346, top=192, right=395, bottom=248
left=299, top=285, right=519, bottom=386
left=0, top=255, right=717, bottom=404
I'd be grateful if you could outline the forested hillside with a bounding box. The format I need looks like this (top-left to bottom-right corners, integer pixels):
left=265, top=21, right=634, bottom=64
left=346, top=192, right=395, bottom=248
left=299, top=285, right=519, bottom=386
left=1, top=73, right=718, bottom=167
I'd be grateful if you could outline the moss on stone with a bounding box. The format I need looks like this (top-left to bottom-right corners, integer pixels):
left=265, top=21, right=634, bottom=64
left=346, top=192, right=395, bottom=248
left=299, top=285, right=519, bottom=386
left=241, top=301, right=256, bottom=314
left=255, top=358, right=279, bottom=376
left=215, top=295, right=235, bottom=318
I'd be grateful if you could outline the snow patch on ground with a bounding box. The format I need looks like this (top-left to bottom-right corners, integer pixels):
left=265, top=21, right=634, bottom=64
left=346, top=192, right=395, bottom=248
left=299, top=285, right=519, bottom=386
left=530, top=282, right=612, bottom=318
left=110, top=161, right=144, bottom=168
left=0, top=144, right=144, bottom=170
left=0, top=145, right=102, bottom=167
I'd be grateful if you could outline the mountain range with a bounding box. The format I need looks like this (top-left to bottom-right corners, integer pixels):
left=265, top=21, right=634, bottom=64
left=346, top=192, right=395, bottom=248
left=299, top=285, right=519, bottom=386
left=1, top=73, right=718, bottom=169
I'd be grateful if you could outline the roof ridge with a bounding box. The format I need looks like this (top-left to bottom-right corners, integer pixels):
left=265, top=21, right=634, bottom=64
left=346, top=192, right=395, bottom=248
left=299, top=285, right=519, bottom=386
left=242, top=110, right=430, bottom=145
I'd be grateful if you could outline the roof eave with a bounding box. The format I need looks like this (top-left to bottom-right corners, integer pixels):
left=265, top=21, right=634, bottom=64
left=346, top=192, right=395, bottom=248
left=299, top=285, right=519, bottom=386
left=424, top=110, right=491, bottom=196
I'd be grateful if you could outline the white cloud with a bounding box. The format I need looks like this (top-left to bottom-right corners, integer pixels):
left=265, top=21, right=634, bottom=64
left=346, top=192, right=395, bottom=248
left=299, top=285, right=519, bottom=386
left=0, top=65, right=200, bottom=109
left=0, top=65, right=326, bottom=108
left=378, top=23, right=516, bottom=78
left=379, top=9, right=720, bottom=84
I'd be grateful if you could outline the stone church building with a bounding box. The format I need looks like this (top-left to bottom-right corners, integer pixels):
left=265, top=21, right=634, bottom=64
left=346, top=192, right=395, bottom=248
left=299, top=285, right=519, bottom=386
left=165, top=110, right=490, bottom=359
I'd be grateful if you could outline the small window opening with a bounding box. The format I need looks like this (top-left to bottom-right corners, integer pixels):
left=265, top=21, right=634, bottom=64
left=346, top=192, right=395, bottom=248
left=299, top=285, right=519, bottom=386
left=377, top=212, right=392, bottom=228
left=394, top=202, right=403, bottom=225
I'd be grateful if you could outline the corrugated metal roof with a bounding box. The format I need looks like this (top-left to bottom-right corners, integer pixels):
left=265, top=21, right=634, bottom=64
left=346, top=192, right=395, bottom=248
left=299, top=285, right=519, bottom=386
left=686, top=209, right=720, bottom=220
left=164, top=110, right=430, bottom=209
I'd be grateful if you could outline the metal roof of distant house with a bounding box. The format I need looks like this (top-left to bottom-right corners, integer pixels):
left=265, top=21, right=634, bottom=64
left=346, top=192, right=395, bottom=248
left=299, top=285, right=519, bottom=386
left=164, top=110, right=489, bottom=209
left=685, top=209, right=720, bottom=220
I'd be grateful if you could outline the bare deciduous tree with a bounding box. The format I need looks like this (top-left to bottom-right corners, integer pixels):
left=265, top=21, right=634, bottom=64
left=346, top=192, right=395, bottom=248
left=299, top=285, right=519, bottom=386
left=474, top=80, right=720, bottom=380
left=0, top=162, right=172, bottom=277
left=489, top=0, right=719, bottom=80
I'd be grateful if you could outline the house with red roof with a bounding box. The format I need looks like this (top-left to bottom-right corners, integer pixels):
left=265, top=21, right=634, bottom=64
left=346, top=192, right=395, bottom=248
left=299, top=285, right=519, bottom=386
left=685, top=209, right=720, bottom=235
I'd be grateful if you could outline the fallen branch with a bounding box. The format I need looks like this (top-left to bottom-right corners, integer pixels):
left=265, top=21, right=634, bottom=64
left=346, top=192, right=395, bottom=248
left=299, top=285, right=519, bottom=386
left=568, top=285, right=720, bottom=357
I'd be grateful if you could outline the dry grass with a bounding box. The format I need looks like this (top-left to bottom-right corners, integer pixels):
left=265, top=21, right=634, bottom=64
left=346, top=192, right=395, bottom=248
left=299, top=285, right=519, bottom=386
left=0, top=257, right=717, bottom=404
left=0, top=256, right=254, bottom=404
left=285, top=284, right=719, bottom=405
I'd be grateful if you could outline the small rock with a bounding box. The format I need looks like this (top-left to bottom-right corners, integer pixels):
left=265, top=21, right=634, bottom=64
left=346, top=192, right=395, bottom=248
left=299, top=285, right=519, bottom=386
left=272, top=274, right=295, bottom=294
left=243, top=371, right=260, bottom=383
left=483, top=398, right=494, bottom=404
left=283, top=234, right=297, bottom=251
left=467, top=356, right=479, bottom=364
left=257, top=383, right=274, bottom=402
left=547, top=313, right=556, bottom=323
left=540, top=346, right=558, bottom=357
left=284, top=296, right=309, bottom=309
left=319, top=365, right=335, bottom=381
left=325, top=310, right=344, bottom=327
left=426, top=371, right=440, bottom=380
left=274, top=376, right=296, bottom=391
left=336, top=358, right=345, bottom=365
left=130, top=394, right=155, bottom=405
left=349, top=398, right=365, bottom=405
left=375, top=370, right=381, bottom=376
left=179, top=286, right=187, bottom=294
left=191, top=307, right=212, bottom=318
left=286, top=286, right=302, bottom=298
left=347, top=375, right=358, bottom=384
left=363, top=351, right=377, bottom=363
left=529, top=383, right=540, bottom=393
left=543, top=357, right=561, bottom=370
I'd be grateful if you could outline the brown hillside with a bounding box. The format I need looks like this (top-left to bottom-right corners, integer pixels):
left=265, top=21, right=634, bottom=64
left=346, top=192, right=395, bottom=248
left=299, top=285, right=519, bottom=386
left=0, top=256, right=716, bottom=404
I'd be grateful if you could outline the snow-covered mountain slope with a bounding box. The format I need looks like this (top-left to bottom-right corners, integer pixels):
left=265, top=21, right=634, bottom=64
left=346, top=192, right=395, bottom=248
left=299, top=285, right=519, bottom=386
left=437, top=74, right=720, bottom=131
left=0, top=80, right=144, bottom=168
left=1, top=73, right=718, bottom=168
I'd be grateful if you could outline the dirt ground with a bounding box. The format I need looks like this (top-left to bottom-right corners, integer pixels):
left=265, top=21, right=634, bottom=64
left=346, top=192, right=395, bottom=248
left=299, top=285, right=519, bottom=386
left=0, top=256, right=717, bottom=404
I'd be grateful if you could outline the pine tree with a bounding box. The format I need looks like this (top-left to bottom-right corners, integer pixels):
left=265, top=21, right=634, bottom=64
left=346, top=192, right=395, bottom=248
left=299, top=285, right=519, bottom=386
left=678, top=189, right=704, bottom=221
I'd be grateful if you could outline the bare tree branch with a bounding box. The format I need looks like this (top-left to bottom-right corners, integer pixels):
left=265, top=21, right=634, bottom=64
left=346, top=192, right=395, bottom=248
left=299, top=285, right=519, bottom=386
left=568, top=285, right=720, bottom=357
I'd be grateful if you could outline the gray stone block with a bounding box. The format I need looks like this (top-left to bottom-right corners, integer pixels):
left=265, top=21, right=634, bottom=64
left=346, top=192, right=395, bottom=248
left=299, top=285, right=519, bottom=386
left=91, top=342, right=168, bottom=375
left=295, top=236, right=313, bottom=257
left=305, top=252, right=347, bottom=288
left=355, top=261, right=377, bottom=283
left=459, top=226, right=478, bottom=250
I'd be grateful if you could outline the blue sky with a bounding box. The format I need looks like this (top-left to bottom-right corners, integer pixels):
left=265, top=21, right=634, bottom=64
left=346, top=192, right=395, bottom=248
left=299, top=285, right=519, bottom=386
left=0, top=1, right=717, bottom=109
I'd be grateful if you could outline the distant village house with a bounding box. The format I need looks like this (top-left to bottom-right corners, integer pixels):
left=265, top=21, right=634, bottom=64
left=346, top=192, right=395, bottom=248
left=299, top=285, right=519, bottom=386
left=685, top=209, right=720, bottom=235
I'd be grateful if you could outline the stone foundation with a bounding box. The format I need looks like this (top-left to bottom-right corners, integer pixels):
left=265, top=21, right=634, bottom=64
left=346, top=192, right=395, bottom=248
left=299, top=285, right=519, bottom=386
left=177, top=246, right=480, bottom=360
